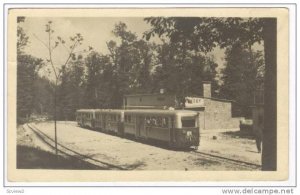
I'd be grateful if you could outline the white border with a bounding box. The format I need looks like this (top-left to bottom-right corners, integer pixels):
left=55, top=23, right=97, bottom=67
left=1, top=1, right=298, bottom=191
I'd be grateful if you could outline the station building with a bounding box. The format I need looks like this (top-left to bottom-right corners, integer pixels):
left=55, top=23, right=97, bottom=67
left=123, top=82, right=242, bottom=131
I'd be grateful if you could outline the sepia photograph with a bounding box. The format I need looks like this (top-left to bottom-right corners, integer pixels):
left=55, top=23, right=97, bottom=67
left=6, top=7, right=289, bottom=182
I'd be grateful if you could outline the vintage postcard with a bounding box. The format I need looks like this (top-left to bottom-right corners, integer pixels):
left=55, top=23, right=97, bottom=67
left=7, top=7, right=289, bottom=182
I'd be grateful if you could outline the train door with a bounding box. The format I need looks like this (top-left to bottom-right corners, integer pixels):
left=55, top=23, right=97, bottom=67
left=102, top=114, right=106, bottom=131
left=140, top=116, right=146, bottom=138
left=136, top=115, right=146, bottom=138
left=169, top=117, right=175, bottom=145
left=83, top=113, right=86, bottom=126
left=135, top=115, right=139, bottom=137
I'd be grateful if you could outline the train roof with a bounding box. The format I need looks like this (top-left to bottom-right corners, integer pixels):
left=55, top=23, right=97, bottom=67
left=77, top=109, right=198, bottom=117
left=95, top=109, right=124, bottom=114
left=124, top=109, right=198, bottom=116
left=76, top=109, right=97, bottom=113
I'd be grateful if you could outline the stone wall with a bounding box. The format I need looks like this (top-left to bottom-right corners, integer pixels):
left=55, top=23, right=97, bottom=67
left=203, top=98, right=241, bottom=130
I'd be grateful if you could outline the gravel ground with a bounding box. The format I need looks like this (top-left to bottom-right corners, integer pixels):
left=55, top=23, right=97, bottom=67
left=20, top=121, right=261, bottom=171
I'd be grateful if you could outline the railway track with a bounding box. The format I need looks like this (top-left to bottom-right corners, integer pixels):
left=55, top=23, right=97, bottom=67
left=26, top=123, right=261, bottom=170
left=26, top=123, right=127, bottom=170
left=190, top=150, right=261, bottom=170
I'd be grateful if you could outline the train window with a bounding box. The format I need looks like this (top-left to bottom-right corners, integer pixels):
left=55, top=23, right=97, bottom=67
left=125, top=115, right=132, bottom=123
left=157, top=117, right=162, bottom=127
left=145, top=116, right=151, bottom=125
left=162, top=117, right=169, bottom=128
left=150, top=117, right=156, bottom=126
left=128, top=115, right=131, bottom=123
left=181, top=117, right=196, bottom=127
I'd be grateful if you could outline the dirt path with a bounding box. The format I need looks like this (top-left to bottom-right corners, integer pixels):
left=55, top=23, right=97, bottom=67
left=22, top=121, right=261, bottom=171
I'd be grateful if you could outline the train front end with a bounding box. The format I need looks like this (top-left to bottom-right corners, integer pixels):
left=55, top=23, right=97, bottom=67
left=173, top=112, right=200, bottom=149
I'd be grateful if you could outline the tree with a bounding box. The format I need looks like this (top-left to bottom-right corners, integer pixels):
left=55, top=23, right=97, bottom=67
left=152, top=41, right=218, bottom=99
left=132, top=40, right=156, bottom=93
left=105, top=22, right=157, bottom=108
left=220, top=43, right=265, bottom=117
left=83, top=51, right=110, bottom=108
left=144, top=18, right=219, bottom=100
left=17, top=17, right=43, bottom=123
left=33, top=76, right=55, bottom=117
left=144, top=17, right=220, bottom=53
left=17, top=54, right=43, bottom=121
left=35, top=20, right=89, bottom=155
left=144, top=17, right=276, bottom=170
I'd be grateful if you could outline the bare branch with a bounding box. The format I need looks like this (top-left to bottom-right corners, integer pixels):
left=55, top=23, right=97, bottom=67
left=57, top=40, right=80, bottom=78
left=73, top=49, right=88, bottom=54
left=60, top=42, right=71, bottom=53
left=47, top=25, right=58, bottom=80
left=63, top=40, right=79, bottom=67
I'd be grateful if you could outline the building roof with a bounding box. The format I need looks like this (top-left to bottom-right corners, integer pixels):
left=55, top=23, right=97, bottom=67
left=125, top=93, right=234, bottom=103
left=124, top=93, right=175, bottom=97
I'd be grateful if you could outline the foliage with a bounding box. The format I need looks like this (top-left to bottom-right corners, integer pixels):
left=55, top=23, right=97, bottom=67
left=17, top=17, right=44, bottom=122
left=17, top=54, right=43, bottom=120
left=144, top=17, right=265, bottom=104
left=220, top=43, right=265, bottom=116
left=104, top=22, right=157, bottom=108
left=32, top=76, right=55, bottom=116
left=152, top=41, right=218, bottom=100
left=18, top=18, right=266, bottom=120
left=83, top=51, right=110, bottom=108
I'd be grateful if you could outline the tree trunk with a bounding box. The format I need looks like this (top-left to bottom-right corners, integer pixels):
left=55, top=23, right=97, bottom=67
left=262, top=18, right=277, bottom=171
left=54, top=81, right=58, bottom=156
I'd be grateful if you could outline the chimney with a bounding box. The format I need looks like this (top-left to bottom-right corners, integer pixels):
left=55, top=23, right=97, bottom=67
left=203, top=81, right=211, bottom=98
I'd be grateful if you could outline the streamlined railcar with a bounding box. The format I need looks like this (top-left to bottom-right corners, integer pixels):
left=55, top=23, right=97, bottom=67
left=76, top=109, right=200, bottom=149
left=94, top=109, right=124, bottom=135
left=76, top=109, right=96, bottom=128
left=124, top=109, right=200, bottom=148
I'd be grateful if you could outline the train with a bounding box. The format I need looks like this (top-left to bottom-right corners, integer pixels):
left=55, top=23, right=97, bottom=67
left=76, top=109, right=200, bottom=149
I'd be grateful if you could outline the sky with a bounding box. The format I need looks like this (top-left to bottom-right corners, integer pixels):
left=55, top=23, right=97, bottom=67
left=21, top=17, right=154, bottom=66
left=20, top=17, right=233, bottom=79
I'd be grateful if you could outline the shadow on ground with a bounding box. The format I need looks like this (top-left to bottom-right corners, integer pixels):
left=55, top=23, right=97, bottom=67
left=222, top=131, right=255, bottom=140
left=17, top=145, right=106, bottom=170
left=193, top=157, right=221, bottom=166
